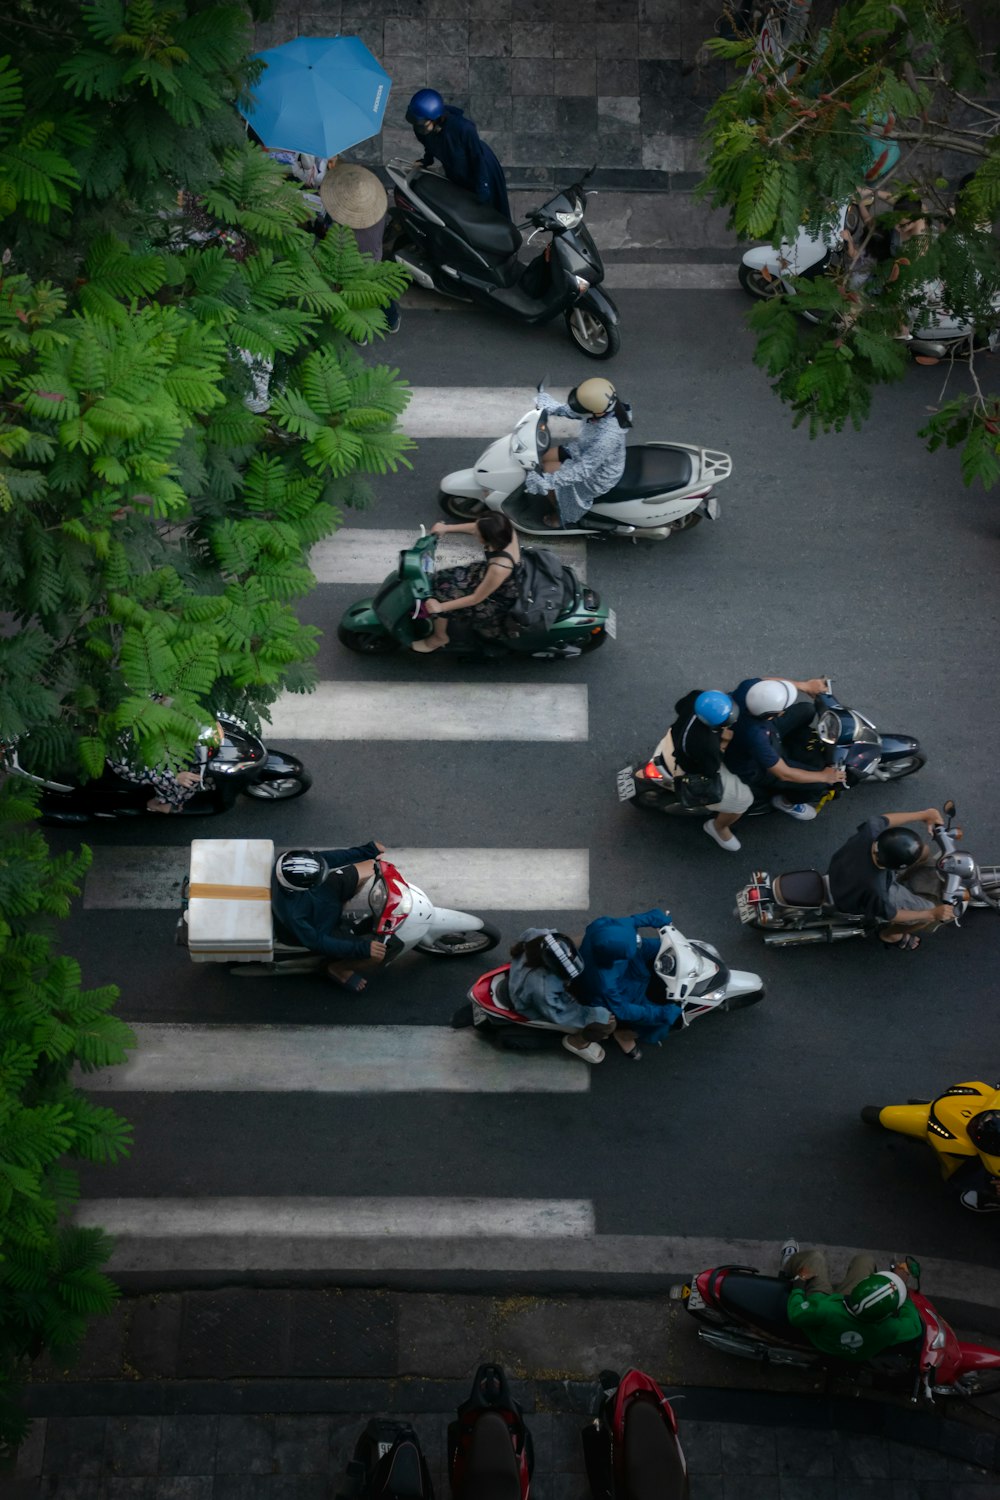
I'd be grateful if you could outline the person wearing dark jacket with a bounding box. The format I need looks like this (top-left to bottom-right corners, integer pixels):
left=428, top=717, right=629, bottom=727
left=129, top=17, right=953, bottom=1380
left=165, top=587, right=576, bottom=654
left=271, top=842, right=387, bottom=991
left=664, top=688, right=752, bottom=852
left=406, top=88, right=510, bottom=218
left=578, top=909, right=681, bottom=1061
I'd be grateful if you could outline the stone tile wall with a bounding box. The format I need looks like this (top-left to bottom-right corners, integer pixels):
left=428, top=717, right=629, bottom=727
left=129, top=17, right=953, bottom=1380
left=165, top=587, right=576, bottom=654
left=255, top=0, right=731, bottom=187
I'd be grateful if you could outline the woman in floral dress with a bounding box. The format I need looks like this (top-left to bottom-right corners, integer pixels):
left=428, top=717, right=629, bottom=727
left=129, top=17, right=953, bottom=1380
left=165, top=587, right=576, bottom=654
left=412, top=513, right=523, bottom=653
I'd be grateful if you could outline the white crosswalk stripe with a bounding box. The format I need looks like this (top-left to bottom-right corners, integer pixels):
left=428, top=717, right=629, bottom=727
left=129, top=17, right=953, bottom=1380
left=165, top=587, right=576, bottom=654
left=263, top=681, right=588, bottom=742
left=82, top=845, right=590, bottom=910
left=310, top=528, right=587, bottom=583
left=401, top=386, right=577, bottom=438
left=80, top=1024, right=590, bottom=1094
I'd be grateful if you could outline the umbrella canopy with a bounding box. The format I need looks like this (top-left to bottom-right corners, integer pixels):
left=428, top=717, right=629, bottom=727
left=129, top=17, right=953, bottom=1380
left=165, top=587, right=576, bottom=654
left=240, top=35, right=391, bottom=160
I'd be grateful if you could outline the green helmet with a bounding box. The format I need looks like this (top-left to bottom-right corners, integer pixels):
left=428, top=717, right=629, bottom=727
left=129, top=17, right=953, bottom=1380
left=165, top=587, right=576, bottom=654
left=844, top=1272, right=907, bottom=1324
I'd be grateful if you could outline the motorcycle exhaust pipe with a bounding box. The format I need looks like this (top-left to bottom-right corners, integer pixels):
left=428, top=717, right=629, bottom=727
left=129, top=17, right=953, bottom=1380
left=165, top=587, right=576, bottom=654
left=763, top=927, right=864, bottom=946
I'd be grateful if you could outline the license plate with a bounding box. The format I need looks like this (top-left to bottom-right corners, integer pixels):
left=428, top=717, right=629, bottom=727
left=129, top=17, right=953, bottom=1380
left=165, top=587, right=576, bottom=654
left=705, top=494, right=720, bottom=520
left=686, top=1284, right=705, bottom=1311
left=616, top=767, right=636, bottom=801
left=736, top=890, right=757, bottom=923
left=604, top=608, right=617, bottom=640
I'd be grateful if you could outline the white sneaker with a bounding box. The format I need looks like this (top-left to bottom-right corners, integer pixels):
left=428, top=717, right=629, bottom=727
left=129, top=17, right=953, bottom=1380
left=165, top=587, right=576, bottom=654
left=562, top=1036, right=605, bottom=1064
left=772, top=797, right=817, bottom=821
left=960, top=1190, right=1000, bottom=1213
left=703, top=820, right=741, bottom=852
left=779, top=1238, right=800, bottom=1267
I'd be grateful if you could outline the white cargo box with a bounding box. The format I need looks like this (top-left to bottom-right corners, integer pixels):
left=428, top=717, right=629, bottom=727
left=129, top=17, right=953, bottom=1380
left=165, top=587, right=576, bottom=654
left=187, top=839, right=274, bottom=963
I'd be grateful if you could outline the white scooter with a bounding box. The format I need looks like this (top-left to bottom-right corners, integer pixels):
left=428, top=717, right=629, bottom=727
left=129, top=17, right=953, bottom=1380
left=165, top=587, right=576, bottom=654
left=439, top=396, right=732, bottom=539
left=178, top=844, right=502, bottom=975
left=456, top=920, right=764, bottom=1055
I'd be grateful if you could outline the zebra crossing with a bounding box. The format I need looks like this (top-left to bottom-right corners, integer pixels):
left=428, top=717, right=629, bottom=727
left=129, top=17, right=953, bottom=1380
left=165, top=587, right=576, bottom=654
left=73, top=384, right=617, bottom=1279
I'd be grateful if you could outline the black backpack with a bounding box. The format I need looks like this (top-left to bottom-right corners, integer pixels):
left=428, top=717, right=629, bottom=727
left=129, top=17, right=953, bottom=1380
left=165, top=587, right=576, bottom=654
left=506, top=546, right=571, bottom=636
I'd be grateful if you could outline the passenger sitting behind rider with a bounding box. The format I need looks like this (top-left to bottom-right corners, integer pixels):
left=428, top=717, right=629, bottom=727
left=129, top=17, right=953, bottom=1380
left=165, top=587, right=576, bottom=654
left=781, top=1245, right=923, bottom=1362
left=508, top=928, right=616, bottom=1065
left=270, top=844, right=388, bottom=992
left=665, top=689, right=751, bottom=852
left=725, top=676, right=846, bottom=821
left=412, top=515, right=522, bottom=654
left=827, top=809, right=958, bottom=952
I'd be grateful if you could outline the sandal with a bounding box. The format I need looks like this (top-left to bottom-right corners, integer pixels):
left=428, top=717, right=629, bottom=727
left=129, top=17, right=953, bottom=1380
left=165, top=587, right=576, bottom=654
left=880, top=933, right=921, bottom=952
left=543, top=515, right=562, bottom=529
left=327, top=966, right=368, bottom=992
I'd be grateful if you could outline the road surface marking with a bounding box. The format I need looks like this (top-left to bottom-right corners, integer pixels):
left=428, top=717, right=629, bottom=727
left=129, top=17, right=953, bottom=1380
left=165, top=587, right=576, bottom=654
left=263, top=682, right=588, bottom=741
left=83, top=846, right=590, bottom=911
left=401, top=388, right=577, bottom=439
left=79, top=1023, right=591, bottom=1094
left=310, top=529, right=587, bottom=583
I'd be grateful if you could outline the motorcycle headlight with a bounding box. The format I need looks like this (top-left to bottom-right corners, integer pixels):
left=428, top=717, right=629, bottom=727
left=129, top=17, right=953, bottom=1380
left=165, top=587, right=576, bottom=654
left=555, top=205, right=584, bottom=229
left=854, top=717, right=880, bottom=746
left=369, top=878, right=388, bottom=916
left=208, top=759, right=257, bottom=775
left=817, top=709, right=841, bottom=745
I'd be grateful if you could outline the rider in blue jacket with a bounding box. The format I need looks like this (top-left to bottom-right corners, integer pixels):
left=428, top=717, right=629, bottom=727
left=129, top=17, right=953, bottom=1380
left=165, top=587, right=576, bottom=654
left=578, top=909, right=682, bottom=1060
left=270, top=842, right=387, bottom=992
left=406, top=89, right=511, bottom=218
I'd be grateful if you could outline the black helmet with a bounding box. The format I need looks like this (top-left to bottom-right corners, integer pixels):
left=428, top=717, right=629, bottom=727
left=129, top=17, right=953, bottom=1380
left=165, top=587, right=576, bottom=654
left=274, top=849, right=328, bottom=891
left=874, top=827, right=924, bottom=871
left=539, top=931, right=584, bottom=984
left=968, top=1110, right=1000, bottom=1156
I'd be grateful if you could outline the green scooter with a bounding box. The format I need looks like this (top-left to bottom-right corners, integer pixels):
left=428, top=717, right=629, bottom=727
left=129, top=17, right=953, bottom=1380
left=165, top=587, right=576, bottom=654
left=337, top=531, right=615, bottom=660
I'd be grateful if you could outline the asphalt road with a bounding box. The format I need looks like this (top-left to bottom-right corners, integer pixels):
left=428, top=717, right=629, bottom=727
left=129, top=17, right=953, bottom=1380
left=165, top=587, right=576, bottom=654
left=53, top=285, right=1000, bottom=1272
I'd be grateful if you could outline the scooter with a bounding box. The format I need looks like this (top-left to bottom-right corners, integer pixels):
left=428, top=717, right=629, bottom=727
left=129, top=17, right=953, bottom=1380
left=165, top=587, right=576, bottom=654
left=336, top=1419, right=435, bottom=1499
left=861, top=1080, right=1000, bottom=1212
left=448, top=1363, right=532, bottom=1500
left=2, top=713, right=311, bottom=824
left=739, top=201, right=1000, bottom=362
left=582, top=1368, right=688, bottom=1500
left=455, top=919, right=764, bottom=1054
left=439, top=396, right=732, bottom=540
left=386, top=160, right=620, bottom=359
left=736, top=799, right=1000, bottom=947
left=617, top=679, right=925, bottom=817
left=680, top=1256, right=1000, bottom=1400
left=177, top=846, right=502, bottom=971
left=337, top=530, right=614, bottom=659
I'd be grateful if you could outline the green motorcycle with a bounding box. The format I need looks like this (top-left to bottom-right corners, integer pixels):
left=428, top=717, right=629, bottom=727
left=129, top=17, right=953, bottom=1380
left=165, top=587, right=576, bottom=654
left=337, top=531, right=615, bottom=660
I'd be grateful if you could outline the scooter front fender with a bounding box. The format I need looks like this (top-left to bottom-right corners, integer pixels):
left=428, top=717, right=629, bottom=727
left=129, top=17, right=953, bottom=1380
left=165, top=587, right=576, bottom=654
left=427, top=906, right=486, bottom=934
left=879, top=734, right=922, bottom=760
left=878, top=1103, right=931, bottom=1140
left=725, top=968, right=765, bottom=996
left=440, top=465, right=488, bottom=500
left=743, top=245, right=786, bottom=274
left=578, top=284, right=620, bottom=325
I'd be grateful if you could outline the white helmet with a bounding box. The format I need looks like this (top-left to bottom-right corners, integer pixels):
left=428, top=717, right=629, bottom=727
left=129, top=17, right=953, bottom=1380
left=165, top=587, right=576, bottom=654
left=745, top=678, right=798, bottom=717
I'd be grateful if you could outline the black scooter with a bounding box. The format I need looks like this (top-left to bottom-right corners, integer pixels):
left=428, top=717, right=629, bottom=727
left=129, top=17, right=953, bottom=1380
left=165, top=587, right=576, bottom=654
left=2, top=713, right=311, bottom=823
left=449, top=1363, right=532, bottom=1499
left=336, top=1419, right=434, bottom=1500
left=385, top=160, right=620, bottom=359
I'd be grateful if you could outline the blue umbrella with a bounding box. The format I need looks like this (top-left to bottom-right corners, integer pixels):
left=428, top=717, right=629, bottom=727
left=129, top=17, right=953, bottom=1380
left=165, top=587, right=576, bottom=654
left=240, top=35, right=391, bottom=159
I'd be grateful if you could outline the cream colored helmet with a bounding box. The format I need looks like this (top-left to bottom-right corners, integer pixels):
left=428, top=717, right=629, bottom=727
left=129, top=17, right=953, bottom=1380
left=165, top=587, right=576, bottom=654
left=567, top=378, right=617, bottom=416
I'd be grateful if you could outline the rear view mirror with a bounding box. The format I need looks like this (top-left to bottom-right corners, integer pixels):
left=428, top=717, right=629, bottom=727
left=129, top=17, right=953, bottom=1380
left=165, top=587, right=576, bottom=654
left=944, top=799, right=956, bottom=817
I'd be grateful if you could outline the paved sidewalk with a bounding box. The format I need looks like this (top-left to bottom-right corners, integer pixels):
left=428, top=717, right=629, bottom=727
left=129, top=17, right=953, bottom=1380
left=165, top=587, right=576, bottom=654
left=13, top=1289, right=1000, bottom=1497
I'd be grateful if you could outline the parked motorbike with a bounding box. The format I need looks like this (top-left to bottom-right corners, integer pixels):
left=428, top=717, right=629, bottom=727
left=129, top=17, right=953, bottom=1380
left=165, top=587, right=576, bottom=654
left=439, top=395, right=731, bottom=540
left=737, top=799, right=1000, bottom=947
left=617, top=679, right=924, bottom=817
left=739, top=200, right=1000, bottom=362
left=448, top=1363, right=532, bottom=1500
left=337, top=530, right=614, bottom=659
left=455, top=918, right=764, bottom=1054
left=2, top=714, right=310, bottom=824
left=680, top=1258, right=1000, bottom=1400
left=582, top=1368, right=688, bottom=1499
left=862, top=1080, right=1000, bottom=1212
left=177, top=848, right=502, bottom=973
left=386, top=160, right=620, bottom=358
left=336, top=1419, right=435, bottom=1500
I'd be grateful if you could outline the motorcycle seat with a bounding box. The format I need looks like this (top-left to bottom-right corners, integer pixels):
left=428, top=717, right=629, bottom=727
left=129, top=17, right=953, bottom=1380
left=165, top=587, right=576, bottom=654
left=375, top=1439, right=426, bottom=1498
left=716, top=1272, right=803, bottom=1340
left=600, top=445, right=694, bottom=503
left=774, top=870, right=831, bottom=907
left=624, top=1398, right=686, bottom=1500
left=416, top=174, right=522, bottom=260
left=459, top=1412, right=522, bottom=1500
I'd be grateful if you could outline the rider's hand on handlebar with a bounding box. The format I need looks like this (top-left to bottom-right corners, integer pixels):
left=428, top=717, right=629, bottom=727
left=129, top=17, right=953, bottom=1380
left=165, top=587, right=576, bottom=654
left=936, top=904, right=958, bottom=923
left=369, top=939, right=388, bottom=962
left=822, top=768, right=848, bottom=785
left=923, top=808, right=946, bottom=830
left=805, top=677, right=831, bottom=696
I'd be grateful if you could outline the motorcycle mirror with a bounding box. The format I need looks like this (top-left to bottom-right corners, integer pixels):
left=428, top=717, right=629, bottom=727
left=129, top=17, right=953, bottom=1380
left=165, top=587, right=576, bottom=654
left=537, top=375, right=548, bottom=392
left=944, top=798, right=956, bottom=818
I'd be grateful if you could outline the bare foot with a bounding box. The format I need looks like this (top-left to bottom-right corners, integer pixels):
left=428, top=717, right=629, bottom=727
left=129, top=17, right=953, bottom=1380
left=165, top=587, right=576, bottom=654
left=146, top=800, right=176, bottom=814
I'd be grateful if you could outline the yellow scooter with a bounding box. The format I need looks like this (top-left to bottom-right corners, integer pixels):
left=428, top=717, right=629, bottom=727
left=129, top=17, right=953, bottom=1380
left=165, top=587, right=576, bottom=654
left=862, top=1082, right=1000, bottom=1213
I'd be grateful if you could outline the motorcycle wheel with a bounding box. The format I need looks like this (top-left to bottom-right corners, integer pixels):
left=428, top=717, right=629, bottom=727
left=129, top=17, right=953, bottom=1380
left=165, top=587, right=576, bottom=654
left=669, top=511, right=702, bottom=533
left=244, top=770, right=312, bottom=802
left=957, top=1369, right=1000, bottom=1397
left=566, top=305, right=621, bottom=360
left=721, top=987, right=765, bottom=1011
left=631, top=787, right=670, bottom=811
left=438, top=489, right=489, bottom=522
left=336, top=623, right=400, bottom=655
left=578, top=629, right=608, bottom=653
left=738, top=263, right=784, bottom=300
left=860, top=1106, right=885, bottom=1127
left=451, top=1003, right=475, bottom=1029
left=416, top=921, right=502, bottom=957
left=879, top=752, right=927, bottom=780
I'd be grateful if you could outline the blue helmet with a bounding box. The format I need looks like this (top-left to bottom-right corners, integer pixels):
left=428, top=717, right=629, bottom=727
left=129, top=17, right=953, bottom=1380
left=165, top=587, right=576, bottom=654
left=694, top=690, right=738, bottom=728
left=406, top=89, right=445, bottom=128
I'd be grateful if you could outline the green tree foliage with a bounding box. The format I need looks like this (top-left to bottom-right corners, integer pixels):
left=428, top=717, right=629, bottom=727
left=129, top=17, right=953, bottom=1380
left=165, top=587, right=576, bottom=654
left=702, top=1, right=1000, bottom=488
left=0, top=1, right=413, bottom=774
left=0, top=779, right=134, bottom=1455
